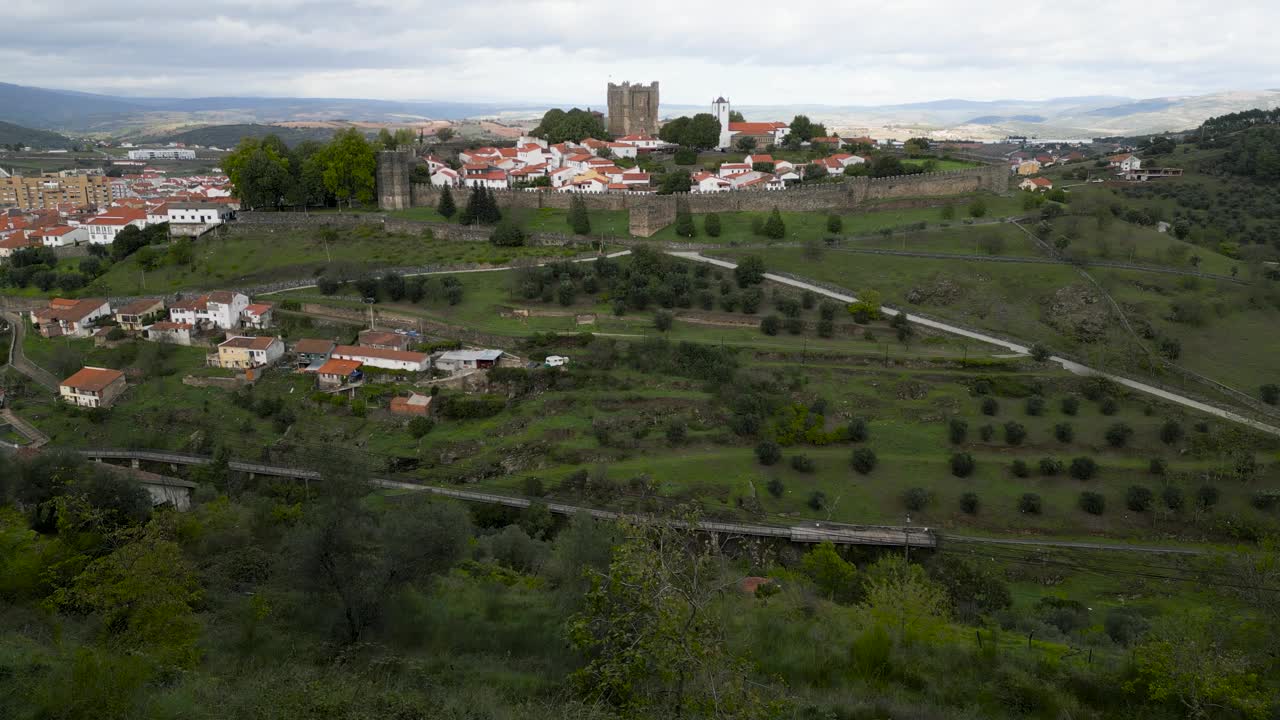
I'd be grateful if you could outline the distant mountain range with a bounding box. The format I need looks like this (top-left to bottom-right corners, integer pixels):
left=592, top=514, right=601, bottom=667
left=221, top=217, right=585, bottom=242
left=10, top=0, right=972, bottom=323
left=3, top=80, right=1280, bottom=142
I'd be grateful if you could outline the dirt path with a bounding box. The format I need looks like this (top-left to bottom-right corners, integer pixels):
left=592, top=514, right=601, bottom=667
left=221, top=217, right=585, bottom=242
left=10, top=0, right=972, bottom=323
left=3, top=311, right=59, bottom=390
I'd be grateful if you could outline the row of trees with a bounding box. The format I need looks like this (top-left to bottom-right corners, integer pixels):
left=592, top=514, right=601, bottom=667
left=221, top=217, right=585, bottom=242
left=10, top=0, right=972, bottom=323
left=223, top=128, right=377, bottom=210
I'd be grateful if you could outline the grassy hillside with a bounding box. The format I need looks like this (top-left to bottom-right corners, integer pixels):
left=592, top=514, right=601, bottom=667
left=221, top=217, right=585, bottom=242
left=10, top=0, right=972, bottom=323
left=0, top=120, right=78, bottom=149
left=147, top=123, right=342, bottom=148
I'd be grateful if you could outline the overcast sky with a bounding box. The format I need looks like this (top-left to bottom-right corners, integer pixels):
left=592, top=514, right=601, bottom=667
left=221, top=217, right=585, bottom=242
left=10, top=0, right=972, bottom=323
left=6, top=0, right=1276, bottom=105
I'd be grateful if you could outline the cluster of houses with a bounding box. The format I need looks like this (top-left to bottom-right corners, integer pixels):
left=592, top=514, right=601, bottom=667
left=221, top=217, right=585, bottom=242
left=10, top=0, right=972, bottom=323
left=426, top=134, right=663, bottom=194
left=690, top=152, right=866, bottom=192
left=33, top=291, right=519, bottom=418
left=428, top=134, right=872, bottom=195
left=0, top=195, right=237, bottom=258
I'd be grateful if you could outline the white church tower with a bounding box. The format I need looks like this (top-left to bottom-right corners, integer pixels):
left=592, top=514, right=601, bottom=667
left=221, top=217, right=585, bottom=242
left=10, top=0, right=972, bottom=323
left=713, top=96, right=733, bottom=151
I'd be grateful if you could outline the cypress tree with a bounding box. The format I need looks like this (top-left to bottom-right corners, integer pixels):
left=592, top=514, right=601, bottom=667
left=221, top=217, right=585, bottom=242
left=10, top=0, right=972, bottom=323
left=762, top=207, right=786, bottom=239
left=568, top=195, right=591, bottom=235
left=479, top=186, right=503, bottom=224
left=674, top=198, right=696, bottom=238
left=437, top=185, right=456, bottom=219
left=459, top=186, right=481, bottom=225
left=704, top=212, right=721, bottom=237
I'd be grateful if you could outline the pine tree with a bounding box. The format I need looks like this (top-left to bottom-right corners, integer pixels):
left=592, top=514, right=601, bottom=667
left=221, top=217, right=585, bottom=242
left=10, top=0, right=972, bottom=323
left=674, top=198, right=696, bottom=238
left=569, top=195, right=591, bottom=235
left=459, top=186, right=481, bottom=225
left=762, top=207, right=786, bottom=239
left=704, top=213, right=721, bottom=237
left=478, top=186, right=503, bottom=224
left=437, top=185, right=456, bottom=220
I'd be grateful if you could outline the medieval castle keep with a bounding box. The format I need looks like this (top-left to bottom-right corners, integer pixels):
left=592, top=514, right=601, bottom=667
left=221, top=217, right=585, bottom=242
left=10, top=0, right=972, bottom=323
left=607, top=81, right=659, bottom=137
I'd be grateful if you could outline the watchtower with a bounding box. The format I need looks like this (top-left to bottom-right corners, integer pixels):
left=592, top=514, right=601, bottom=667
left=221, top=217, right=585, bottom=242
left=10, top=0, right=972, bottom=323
left=607, top=81, right=660, bottom=138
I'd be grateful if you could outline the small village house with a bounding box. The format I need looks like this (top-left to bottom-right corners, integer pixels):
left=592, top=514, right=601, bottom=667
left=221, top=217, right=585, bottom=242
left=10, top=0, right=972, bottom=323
left=144, top=321, right=193, bottom=346
left=84, top=207, right=147, bottom=245
left=115, top=298, right=166, bottom=331
left=169, top=291, right=250, bottom=330
left=241, top=303, right=274, bottom=329
left=357, top=329, right=412, bottom=351
left=293, top=338, right=337, bottom=369
left=31, top=298, right=112, bottom=338
left=434, top=349, right=506, bottom=374
left=1019, top=177, right=1053, bottom=192
left=59, top=366, right=127, bottom=409
left=390, top=393, right=432, bottom=416
left=315, top=358, right=363, bottom=390
left=331, top=345, right=430, bottom=372
left=214, top=336, right=285, bottom=369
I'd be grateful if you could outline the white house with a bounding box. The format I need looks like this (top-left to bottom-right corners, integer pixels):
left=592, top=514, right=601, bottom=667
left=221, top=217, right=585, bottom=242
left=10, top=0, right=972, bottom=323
left=1108, top=153, right=1142, bottom=172
left=1020, top=177, right=1053, bottom=192
left=331, top=345, right=430, bottom=372
left=692, top=172, right=733, bottom=192
left=617, top=134, right=662, bottom=150
left=144, top=321, right=194, bottom=346
left=146, top=202, right=171, bottom=225
left=31, top=298, right=112, bottom=338
left=434, top=349, right=506, bottom=374
left=431, top=167, right=461, bottom=187
left=214, top=335, right=285, bottom=369
left=241, top=303, right=273, bottom=329
left=127, top=149, right=196, bottom=160
left=84, top=208, right=147, bottom=245
left=717, top=163, right=751, bottom=178
left=462, top=164, right=509, bottom=189
left=33, top=225, right=88, bottom=247
left=168, top=201, right=232, bottom=226
left=59, top=366, right=127, bottom=409
left=169, top=291, right=250, bottom=331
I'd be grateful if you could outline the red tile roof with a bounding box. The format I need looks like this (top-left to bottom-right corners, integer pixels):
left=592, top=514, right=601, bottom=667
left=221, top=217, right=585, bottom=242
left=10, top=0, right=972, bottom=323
left=61, top=366, right=125, bottom=392
left=219, top=336, right=279, bottom=350
left=316, top=358, right=363, bottom=376
left=729, top=121, right=787, bottom=134
left=243, top=303, right=273, bottom=316
left=333, top=345, right=428, bottom=364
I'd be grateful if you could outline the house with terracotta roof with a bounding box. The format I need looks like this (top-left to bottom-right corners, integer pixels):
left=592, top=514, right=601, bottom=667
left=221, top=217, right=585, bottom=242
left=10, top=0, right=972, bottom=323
left=1020, top=177, right=1054, bottom=192
left=717, top=163, right=752, bottom=178
left=213, top=335, right=285, bottom=369
left=59, top=366, right=127, bottom=409
left=84, top=207, right=147, bottom=245
left=462, top=164, right=509, bottom=189
left=115, top=298, right=166, bottom=330
left=31, top=298, right=112, bottom=338
left=33, top=225, right=88, bottom=248
left=0, top=232, right=38, bottom=258
left=811, top=136, right=842, bottom=147
left=315, top=358, right=363, bottom=389
left=143, top=321, right=194, bottom=346
left=1107, top=153, right=1142, bottom=172
left=723, top=121, right=789, bottom=151
left=431, top=167, right=461, bottom=187
left=616, top=134, right=663, bottom=150
left=169, top=290, right=249, bottom=330
left=358, top=329, right=412, bottom=351
left=548, top=167, right=578, bottom=188
left=332, top=344, right=430, bottom=372
left=241, top=303, right=273, bottom=329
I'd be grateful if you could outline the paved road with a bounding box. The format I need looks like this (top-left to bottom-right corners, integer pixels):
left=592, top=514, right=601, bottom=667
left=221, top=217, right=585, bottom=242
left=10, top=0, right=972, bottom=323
left=668, top=252, right=1280, bottom=439
left=3, top=311, right=58, bottom=390
left=0, top=408, right=49, bottom=448
left=943, top=533, right=1204, bottom=556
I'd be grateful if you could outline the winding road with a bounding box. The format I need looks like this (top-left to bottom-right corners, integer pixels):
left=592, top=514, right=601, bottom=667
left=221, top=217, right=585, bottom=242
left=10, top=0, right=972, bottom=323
left=667, top=251, right=1280, bottom=439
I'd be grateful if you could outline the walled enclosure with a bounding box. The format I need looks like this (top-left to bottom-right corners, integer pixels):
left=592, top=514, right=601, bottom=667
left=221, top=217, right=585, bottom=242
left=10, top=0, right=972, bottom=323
left=377, top=151, right=1009, bottom=237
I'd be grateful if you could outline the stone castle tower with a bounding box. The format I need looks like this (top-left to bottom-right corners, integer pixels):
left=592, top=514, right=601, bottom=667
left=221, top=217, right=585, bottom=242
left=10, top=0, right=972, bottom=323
left=607, top=81, right=659, bottom=137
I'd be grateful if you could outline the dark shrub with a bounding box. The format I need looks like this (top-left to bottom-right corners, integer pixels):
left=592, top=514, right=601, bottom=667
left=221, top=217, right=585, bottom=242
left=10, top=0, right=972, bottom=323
left=1039, top=457, right=1064, bottom=476
left=1003, top=421, right=1027, bottom=446
left=979, top=424, right=994, bottom=442
left=960, top=492, right=980, bottom=514
left=1105, top=608, right=1151, bottom=647
left=808, top=491, right=827, bottom=511
left=1100, top=397, right=1118, bottom=415
left=1149, top=458, right=1167, bottom=475
left=1160, top=420, right=1183, bottom=445
left=1125, top=485, right=1154, bottom=512
left=1025, top=396, right=1045, bottom=416
left=1196, top=485, right=1220, bottom=509
left=948, top=418, right=968, bottom=444
left=950, top=452, right=976, bottom=477
left=790, top=454, right=816, bottom=473
left=1054, top=422, right=1074, bottom=442
left=1105, top=423, right=1134, bottom=448
left=1069, top=457, right=1098, bottom=480
left=755, top=441, right=782, bottom=466
left=1011, top=459, right=1029, bottom=478
left=851, top=448, right=877, bottom=475
left=981, top=397, right=999, bottom=416
left=1250, top=491, right=1279, bottom=511
left=766, top=477, right=785, bottom=498
left=1079, top=491, right=1105, bottom=515
left=903, top=487, right=930, bottom=511
left=1061, top=396, right=1079, bottom=415
left=847, top=418, right=869, bottom=442
left=1018, top=493, right=1043, bottom=514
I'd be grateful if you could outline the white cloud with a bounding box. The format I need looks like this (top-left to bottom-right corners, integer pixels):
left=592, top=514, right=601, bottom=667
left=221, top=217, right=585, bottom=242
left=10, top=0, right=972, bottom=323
left=4, top=0, right=1277, bottom=105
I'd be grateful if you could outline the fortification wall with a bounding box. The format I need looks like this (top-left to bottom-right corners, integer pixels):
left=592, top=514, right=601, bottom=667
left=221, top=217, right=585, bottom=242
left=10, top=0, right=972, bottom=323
left=380, top=161, right=1008, bottom=236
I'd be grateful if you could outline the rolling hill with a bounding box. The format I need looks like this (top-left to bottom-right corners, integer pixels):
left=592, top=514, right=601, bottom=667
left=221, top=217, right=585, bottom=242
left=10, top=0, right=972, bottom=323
left=144, top=123, right=341, bottom=148
left=0, top=120, right=78, bottom=149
